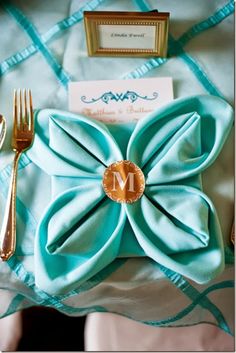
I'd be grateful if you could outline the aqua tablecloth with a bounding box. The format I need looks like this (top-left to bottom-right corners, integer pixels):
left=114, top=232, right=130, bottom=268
left=0, top=0, right=234, bottom=336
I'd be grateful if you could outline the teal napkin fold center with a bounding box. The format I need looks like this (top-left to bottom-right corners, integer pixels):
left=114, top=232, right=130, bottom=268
left=27, top=94, right=233, bottom=295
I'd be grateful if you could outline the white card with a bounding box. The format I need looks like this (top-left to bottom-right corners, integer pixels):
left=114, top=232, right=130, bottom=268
left=69, top=77, right=173, bottom=123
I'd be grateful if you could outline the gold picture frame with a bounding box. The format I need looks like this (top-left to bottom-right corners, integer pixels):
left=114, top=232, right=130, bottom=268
left=84, top=11, right=169, bottom=58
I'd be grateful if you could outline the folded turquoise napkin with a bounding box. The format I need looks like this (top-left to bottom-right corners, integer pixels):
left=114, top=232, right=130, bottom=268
left=27, top=95, right=233, bottom=295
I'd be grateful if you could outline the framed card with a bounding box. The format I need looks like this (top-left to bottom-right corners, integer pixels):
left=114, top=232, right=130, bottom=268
left=84, top=11, right=169, bottom=57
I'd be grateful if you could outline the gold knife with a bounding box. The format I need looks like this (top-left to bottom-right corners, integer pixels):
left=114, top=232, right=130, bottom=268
left=0, top=115, right=6, bottom=150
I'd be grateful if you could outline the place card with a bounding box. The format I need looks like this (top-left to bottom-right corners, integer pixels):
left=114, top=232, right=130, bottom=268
left=68, top=77, right=173, bottom=123
left=84, top=11, right=169, bottom=58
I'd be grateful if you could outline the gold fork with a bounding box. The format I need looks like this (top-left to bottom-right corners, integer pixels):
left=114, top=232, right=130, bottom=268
left=0, top=89, right=34, bottom=261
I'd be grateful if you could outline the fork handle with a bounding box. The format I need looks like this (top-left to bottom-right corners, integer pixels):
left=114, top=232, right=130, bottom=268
left=0, top=151, right=22, bottom=261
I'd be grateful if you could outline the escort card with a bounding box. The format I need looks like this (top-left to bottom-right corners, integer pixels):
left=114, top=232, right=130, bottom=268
left=68, top=77, right=173, bottom=123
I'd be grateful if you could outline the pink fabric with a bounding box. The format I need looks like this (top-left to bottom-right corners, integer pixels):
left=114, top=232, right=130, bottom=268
left=0, top=313, right=22, bottom=351
left=85, top=313, right=235, bottom=351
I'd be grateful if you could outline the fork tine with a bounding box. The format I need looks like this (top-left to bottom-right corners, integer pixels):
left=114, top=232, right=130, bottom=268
left=29, top=89, right=34, bottom=131
left=13, top=89, right=18, bottom=134
left=24, top=89, right=28, bottom=127
left=19, top=89, right=23, bottom=130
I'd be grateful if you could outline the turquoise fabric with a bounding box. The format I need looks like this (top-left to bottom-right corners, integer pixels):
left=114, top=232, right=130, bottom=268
left=0, top=0, right=234, bottom=334
left=27, top=95, right=233, bottom=295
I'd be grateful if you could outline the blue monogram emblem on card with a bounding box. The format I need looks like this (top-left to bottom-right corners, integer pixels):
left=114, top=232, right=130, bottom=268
left=81, top=90, right=158, bottom=104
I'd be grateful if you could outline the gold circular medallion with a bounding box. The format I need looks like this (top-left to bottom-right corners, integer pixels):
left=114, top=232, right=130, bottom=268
left=102, top=160, right=145, bottom=203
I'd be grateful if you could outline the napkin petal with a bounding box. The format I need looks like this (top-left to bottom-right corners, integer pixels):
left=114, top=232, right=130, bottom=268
left=34, top=183, right=126, bottom=294
left=127, top=95, right=233, bottom=184
left=125, top=186, right=224, bottom=283
left=27, top=109, right=123, bottom=177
